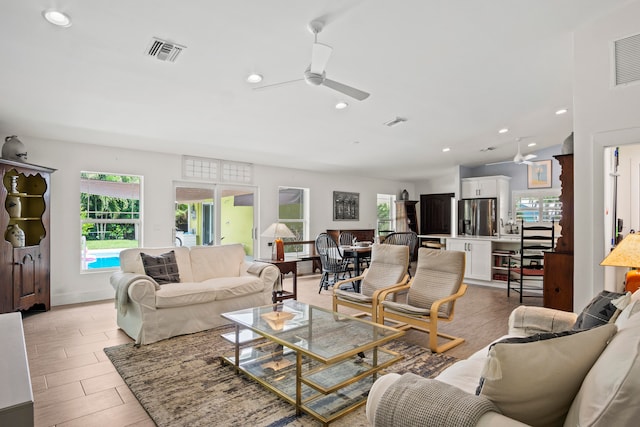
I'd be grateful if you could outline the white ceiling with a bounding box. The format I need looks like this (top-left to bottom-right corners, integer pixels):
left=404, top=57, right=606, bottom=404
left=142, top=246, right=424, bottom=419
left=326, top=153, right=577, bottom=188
left=0, top=0, right=630, bottom=180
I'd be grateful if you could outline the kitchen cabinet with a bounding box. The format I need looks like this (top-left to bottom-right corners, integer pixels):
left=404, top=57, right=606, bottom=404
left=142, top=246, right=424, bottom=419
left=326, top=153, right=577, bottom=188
left=0, top=159, right=54, bottom=314
left=446, top=238, right=492, bottom=281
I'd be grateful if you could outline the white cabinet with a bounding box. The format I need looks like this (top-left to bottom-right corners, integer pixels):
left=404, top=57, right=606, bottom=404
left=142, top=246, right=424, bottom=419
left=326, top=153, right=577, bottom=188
left=446, top=238, right=492, bottom=281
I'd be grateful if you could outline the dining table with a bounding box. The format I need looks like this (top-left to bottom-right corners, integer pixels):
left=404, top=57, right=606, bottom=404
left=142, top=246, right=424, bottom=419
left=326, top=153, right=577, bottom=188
left=340, top=245, right=372, bottom=292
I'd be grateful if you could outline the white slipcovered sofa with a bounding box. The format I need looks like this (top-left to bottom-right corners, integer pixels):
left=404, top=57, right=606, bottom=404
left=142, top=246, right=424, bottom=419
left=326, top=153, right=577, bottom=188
left=366, top=291, right=640, bottom=426
left=110, top=244, right=280, bottom=345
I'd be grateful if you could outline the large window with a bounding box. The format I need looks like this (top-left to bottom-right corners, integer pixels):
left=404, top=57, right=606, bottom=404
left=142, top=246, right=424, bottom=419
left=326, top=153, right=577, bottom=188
left=377, top=194, right=396, bottom=238
left=80, top=172, right=142, bottom=270
left=513, top=189, right=561, bottom=224
left=278, top=187, right=308, bottom=254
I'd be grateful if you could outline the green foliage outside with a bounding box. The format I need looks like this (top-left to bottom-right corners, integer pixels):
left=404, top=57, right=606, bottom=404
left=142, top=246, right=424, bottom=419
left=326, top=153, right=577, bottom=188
left=85, top=239, right=138, bottom=250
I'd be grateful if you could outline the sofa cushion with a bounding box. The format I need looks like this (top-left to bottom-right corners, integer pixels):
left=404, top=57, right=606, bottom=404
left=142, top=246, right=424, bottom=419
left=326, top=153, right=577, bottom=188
left=189, top=244, right=245, bottom=281
left=477, top=324, right=617, bottom=427
left=155, top=276, right=264, bottom=308
left=140, top=250, right=180, bottom=284
left=564, top=306, right=640, bottom=426
left=573, top=290, right=625, bottom=330
left=119, top=246, right=193, bottom=282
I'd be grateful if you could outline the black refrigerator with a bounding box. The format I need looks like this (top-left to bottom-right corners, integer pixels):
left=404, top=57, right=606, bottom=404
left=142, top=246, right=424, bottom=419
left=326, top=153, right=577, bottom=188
left=458, top=198, right=497, bottom=236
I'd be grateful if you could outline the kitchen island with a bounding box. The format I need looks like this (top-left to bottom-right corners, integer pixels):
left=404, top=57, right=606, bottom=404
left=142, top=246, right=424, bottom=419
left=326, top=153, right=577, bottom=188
left=418, top=234, right=524, bottom=286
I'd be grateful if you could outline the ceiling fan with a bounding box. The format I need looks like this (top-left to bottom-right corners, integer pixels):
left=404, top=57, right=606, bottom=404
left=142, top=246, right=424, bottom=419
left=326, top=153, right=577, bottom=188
left=253, top=20, right=370, bottom=101
left=486, top=138, right=537, bottom=166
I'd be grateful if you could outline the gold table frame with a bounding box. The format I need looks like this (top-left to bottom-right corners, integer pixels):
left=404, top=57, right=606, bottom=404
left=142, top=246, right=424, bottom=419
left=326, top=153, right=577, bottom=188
left=221, top=300, right=404, bottom=426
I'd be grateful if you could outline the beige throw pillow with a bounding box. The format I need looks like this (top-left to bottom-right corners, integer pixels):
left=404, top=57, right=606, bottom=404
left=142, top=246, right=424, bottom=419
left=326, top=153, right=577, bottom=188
left=478, top=324, right=617, bottom=427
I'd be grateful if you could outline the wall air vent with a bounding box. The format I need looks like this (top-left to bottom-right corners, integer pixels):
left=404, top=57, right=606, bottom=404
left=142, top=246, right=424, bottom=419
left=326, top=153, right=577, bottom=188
left=614, top=33, right=640, bottom=86
left=146, top=37, right=185, bottom=63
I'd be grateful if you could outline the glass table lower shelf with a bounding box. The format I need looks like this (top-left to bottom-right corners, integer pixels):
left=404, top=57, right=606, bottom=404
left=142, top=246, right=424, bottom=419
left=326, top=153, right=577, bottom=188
left=221, top=300, right=405, bottom=425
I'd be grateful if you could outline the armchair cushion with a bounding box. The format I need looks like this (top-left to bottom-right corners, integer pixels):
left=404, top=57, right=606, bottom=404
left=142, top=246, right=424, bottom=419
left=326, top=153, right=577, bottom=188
left=140, top=250, right=180, bottom=284
left=477, top=323, right=617, bottom=427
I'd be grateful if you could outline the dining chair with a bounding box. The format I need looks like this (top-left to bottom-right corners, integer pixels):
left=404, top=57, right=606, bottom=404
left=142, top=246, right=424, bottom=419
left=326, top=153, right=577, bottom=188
left=332, top=243, right=409, bottom=322
left=377, top=247, right=467, bottom=353
left=383, top=231, right=418, bottom=276
left=315, top=232, right=352, bottom=293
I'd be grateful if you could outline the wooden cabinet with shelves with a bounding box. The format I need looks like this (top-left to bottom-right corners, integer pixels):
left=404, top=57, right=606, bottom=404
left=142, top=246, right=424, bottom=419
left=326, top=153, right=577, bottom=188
left=395, top=200, right=419, bottom=233
left=0, top=159, right=54, bottom=314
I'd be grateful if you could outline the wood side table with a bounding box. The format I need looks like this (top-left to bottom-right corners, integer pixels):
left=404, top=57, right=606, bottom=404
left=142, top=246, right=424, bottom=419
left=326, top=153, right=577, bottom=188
left=256, top=258, right=299, bottom=303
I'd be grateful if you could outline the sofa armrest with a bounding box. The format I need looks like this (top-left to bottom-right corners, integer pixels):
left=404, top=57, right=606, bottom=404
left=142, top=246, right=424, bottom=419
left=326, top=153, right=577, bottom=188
left=243, top=261, right=280, bottom=290
left=366, top=373, right=528, bottom=426
left=508, top=305, right=578, bottom=336
left=110, top=271, right=158, bottom=310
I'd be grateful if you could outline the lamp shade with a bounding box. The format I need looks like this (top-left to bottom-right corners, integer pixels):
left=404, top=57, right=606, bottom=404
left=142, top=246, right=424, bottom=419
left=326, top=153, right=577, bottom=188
left=601, top=233, right=640, bottom=268
left=261, top=222, right=295, bottom=239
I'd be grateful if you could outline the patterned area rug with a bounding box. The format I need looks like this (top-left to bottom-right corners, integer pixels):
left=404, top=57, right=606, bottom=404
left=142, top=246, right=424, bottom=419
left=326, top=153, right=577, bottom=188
left=105, top=326, right=457, bottom=427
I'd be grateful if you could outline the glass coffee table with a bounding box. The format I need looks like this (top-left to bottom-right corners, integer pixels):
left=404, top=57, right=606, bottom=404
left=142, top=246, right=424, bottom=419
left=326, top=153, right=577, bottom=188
left=221, top=300, right=405, bottom=426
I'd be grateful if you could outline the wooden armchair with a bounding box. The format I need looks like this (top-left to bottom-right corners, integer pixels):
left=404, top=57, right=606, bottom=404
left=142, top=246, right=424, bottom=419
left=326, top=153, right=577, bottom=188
left=332, top=244, right=410, bottom=322
left=377, top=248, right=467, bottom=353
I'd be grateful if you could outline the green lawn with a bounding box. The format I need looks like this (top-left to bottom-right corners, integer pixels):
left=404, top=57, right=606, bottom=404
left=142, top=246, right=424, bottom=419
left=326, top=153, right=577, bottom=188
left=85, top=239, right=138, bottom=250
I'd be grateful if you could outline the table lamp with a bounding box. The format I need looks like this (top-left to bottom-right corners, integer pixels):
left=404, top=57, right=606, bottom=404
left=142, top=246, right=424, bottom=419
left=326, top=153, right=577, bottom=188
left=261, top=222, right=295, bottom=261
left=600, top=233, right=640, bottom=293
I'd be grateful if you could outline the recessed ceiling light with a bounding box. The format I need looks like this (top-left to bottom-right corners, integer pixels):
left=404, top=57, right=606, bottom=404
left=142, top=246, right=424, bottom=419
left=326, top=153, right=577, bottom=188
left=498, top=128, right=509, bottom=134
left=353, top=141, right=360, bottom=144
left=246, top=73, right=263, bottom=83
left=555, top=108, right=568, bottom=115
left=42, top=10, right=72, bottom=27
left=442, top=147, right=451, bottom=152
left=528, top=142, right=537, bottom=147
left=335, top=101, right=348, bottom=110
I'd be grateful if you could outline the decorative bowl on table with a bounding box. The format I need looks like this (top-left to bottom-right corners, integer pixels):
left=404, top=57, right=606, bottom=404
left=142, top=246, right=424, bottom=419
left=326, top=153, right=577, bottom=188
left=356, top=241, right=372, bottom=247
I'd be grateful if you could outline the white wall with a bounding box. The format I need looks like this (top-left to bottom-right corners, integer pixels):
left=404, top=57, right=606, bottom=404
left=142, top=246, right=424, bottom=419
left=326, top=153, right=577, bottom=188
left=7, top=136, right=413, bottom=306
left=574, top=0, right=640, bottom=309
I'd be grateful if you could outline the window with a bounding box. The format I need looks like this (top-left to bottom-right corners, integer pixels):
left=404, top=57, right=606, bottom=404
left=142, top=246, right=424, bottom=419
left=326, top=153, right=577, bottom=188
left=377, top=194, right=396, bottom=237
left=278, top=187, right=308, bottom=254
left=80, top=172, right=142, bottom=270
left=513, top=189, right=561, bottom=224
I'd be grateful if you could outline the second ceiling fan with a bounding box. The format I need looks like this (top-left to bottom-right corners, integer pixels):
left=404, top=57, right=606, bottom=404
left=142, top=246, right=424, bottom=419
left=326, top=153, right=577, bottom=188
left=254, top=20, right=370, bottom=101
left=486, top=138, right=537, bottom=166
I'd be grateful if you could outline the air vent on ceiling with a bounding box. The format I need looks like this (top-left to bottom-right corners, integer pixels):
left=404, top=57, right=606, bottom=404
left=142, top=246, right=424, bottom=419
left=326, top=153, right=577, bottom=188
left=146, top=37, right=185, bottom=62
left=383, top=117, right=407, bottom=127
left=614, top=33, right=640, bottom=86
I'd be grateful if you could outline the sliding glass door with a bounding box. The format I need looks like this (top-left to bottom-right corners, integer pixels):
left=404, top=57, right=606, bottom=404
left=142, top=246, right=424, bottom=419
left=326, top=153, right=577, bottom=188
left=174, top=183, right=257, bottom=256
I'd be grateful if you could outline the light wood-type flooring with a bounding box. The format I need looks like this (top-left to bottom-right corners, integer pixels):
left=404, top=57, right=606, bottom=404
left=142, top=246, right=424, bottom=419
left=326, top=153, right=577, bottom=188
left=21, top=273, right=541, bottom=426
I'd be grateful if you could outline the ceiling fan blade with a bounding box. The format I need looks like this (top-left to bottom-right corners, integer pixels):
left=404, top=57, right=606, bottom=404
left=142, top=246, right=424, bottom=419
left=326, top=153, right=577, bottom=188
left=310, top=43, right=333, bottom=74
left=523, top=154, right=537, bottom=161
left=252, top=78, right=305, bottom=91
left=485, top=160, right=513, bottom=166
left=322, top=78, right=370, bottom=100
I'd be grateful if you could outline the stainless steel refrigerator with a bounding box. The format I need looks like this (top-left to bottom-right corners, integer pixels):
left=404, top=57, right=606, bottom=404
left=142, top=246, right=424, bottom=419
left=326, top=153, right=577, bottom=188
left=458, top=198, right=497, bottom=236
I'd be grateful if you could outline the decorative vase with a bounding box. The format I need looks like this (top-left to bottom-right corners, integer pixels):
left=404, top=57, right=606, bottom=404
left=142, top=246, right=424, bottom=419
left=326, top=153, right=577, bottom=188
left=401, top=189, right=409, bottom=201
left=10, top=175, right=18, bottom=194
left=6, top=195, right=21, bottom=218
left=562, top=132, right=574, bottom=154
left=6, top=224, right=25, bottom=247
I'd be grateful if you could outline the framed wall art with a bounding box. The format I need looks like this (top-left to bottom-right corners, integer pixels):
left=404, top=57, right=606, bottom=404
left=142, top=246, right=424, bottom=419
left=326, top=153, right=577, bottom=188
left=333, top=191, right=359, bottom=221
left=527, top=160, right=552, bottom=189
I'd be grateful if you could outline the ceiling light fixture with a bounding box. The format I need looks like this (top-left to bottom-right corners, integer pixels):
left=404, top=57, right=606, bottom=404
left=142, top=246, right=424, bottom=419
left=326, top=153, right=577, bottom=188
left=42, top=10, right=72, bottom=27
left=246, top=74, right=263, bottom=83
left=335, top=101, right=348, bottom=110
left=528, top=142, right=537, bottom=147
left=498, top=128, right=509, bottom=134
left=555, top=108, right=568, bottom=115
left=442, top=147, right=451, bottom=152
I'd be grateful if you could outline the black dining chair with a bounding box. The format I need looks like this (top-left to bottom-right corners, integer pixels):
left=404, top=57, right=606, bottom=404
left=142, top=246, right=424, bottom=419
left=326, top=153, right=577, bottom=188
left=383, top=231, right=418, bottom=276
left=315, top=233, right=352, bottom=293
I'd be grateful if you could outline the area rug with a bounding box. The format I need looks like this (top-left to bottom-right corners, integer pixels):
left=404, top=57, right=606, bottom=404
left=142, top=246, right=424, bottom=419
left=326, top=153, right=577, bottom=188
left=105, top=326, right=457, bottom=427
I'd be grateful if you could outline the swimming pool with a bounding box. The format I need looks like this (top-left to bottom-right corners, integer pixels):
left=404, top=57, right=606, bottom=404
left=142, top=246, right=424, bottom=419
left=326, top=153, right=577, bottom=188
left=85, top=250, right=122, bottom=270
